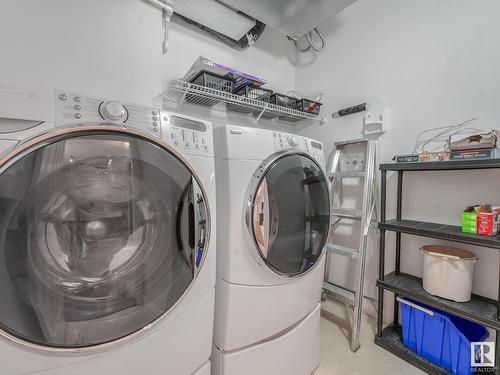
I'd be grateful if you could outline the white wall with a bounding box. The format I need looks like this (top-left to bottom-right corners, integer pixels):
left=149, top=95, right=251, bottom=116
left=296, top=0, right=500, bottom=306
left=0, top=0, right=163, bottom=106
left=0, top=0, right=296, bottom=132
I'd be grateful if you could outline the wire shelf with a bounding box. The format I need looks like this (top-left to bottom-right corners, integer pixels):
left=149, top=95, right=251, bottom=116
left=160, top=80, right=320, bottom=123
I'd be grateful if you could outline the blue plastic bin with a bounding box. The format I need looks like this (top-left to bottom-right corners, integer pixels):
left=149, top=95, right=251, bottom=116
left=398, top=298, right=489, bottom=375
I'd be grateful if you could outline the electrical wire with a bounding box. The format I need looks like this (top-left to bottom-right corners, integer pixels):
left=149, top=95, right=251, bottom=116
left=289, top=27, right=326, bottom=53
left=306, top=28, right=326, bottom=52
left=413, top=118, right=478, bottom=152
left=411, top=117, right=484, bottom=154
left=415, top=127, right=482, bottom=153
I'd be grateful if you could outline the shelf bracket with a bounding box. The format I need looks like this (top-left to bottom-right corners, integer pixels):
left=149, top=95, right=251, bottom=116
left=255, top=103, right=268, bottom=122
left=176, top=91, right=187, bottom=112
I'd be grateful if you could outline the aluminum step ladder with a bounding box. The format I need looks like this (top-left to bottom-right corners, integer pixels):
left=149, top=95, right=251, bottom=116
left=322, top=138, right=378, bottom=352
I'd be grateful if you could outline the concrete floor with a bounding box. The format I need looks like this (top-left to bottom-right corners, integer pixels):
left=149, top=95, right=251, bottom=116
left=314, top=300, right=425, bottom=375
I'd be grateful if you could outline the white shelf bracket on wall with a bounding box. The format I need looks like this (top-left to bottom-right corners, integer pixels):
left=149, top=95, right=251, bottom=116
left=255, top=103, right=269, bottom=122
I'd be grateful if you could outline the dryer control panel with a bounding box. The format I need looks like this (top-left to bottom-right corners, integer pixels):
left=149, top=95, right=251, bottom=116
left=55, top=91, right=161, bottom=139
left=272, top=132, right=325, bottom=167
left=162, top=112, right=213, bottom=157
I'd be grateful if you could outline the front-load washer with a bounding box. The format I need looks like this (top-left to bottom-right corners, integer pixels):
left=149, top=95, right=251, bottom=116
left=0, top=83, right=216, bottom=375
left=212, top=125, right=330, bottom=375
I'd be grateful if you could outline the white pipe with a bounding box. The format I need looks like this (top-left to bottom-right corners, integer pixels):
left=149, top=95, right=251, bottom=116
left=142, top=0, right=169, bottom=10
left=142, top=0, right=173, bottom=54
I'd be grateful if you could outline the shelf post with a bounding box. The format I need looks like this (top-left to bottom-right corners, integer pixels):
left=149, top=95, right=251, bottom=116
left=377, top=169, right=387, bottom=338
left=498, top=253, right=500, bottom=320
left=395, top=171, right=403, bottom=275
left=496, top=330, right=500, bottom=374
left=380, top=170, right=387, bottom=224
left=497, top=252, right=500, bottom=375
left=393, top=171, right=404, bottom=326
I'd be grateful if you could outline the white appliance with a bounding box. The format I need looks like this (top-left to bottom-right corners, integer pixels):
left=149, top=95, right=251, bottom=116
left=0, top=83, right=216, bottom=375
left=212, top=125, right=330, bottom=375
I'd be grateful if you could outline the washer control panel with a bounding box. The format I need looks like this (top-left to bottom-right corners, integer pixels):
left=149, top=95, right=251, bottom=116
left=272, top=131, right=325, bottom=167
left=308, top=139, right=325, bottom=167
left=162, top=112, right=213, bottom=157
left=55, top=91, right=161, bottom=138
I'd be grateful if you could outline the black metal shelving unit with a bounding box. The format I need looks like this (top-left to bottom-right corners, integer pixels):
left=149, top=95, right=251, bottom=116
left=375, top=159, right=500, bottom=375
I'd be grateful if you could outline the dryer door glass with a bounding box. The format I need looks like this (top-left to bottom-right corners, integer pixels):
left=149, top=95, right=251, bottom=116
left=251, top=153, right=329, bottom=276
left=0, top=131, right=209, bottom=348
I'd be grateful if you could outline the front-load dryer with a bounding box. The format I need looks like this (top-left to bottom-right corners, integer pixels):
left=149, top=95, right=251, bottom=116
left=212, top=125, right=330, bottom=375
left=0, top=83, right=216, bottom=375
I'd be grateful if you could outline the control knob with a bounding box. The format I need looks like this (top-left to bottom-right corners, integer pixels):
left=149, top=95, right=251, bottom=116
left=100, top=101, right=127, bottom=121
left=288, top=136, right=300, bottom=147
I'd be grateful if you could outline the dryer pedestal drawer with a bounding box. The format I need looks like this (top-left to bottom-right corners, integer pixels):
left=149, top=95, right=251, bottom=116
left=211, top=303, right=321, bottom=375
left=213, top=256, right=324, bottom=351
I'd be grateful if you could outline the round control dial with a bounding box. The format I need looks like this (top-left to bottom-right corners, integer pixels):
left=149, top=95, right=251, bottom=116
left=288, top=136, right=300, bottom=147
left=100, top=101, right=127, bottom=121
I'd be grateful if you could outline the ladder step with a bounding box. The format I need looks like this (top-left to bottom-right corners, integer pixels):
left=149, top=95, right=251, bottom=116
left=323, top=282, right=355, bottom=306
left=334, top=138, right=368, bottom=147
left=331, top=208, right=363, bottom=220
left=330, top=171, right=366, bottom=178
left=326, top=244, right=359, bottom=258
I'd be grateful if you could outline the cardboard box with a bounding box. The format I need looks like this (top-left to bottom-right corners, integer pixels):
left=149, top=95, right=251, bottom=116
left=418, top=151, right=450, bottom=163
left=450, top=149, right=500, bottom=161
left=477, top=212, right=494, bottom=236
left=462, top=205, right=500, bottom=236
left=182, top=56, right=267, bottom=92
left=462, top=211, right=477, bottom=234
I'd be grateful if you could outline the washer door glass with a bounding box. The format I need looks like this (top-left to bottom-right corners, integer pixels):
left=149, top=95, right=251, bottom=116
left=250, top=153, right=329, bottom=276
left=0, top=131, right=208, bottom=348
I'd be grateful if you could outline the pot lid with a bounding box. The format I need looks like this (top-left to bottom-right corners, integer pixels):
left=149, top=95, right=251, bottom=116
left=422, top=245, right=477, bottom=260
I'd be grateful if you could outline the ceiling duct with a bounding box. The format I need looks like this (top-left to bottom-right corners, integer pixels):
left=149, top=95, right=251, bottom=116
left=154, top=0, right=356, bottom=51
left=172, top=0, right=264, bottom=50
left=218, top=0, right=357, bottom=39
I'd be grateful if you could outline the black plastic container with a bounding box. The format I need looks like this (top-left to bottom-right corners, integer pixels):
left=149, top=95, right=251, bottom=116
left=227, top=85, right=273, bottom=115
left=235, top=85, right=273, bottom=102
left=269, top=93, right=298, bottom=109
left=268, top=93, right=301, bottom=121
left=189, top=70, right=234, bottom=92
left=187, top=70, right=234, bottom=106
left=296, top=98, right=322, bottom=115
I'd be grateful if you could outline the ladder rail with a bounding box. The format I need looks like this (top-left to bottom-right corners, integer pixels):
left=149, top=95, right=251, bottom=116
left=350, top=139, right=377, bottom=352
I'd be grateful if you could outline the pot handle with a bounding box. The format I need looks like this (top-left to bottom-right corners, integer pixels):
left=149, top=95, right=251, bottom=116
left=397, top=297, right=434, bottom=316
left=420, top=248, right=478, bottom=261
